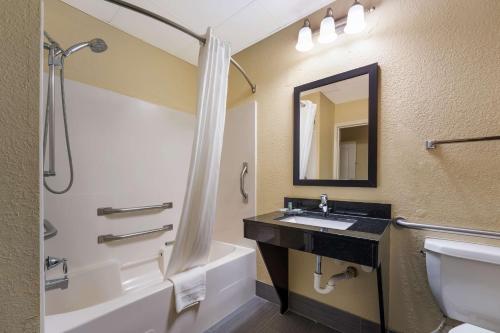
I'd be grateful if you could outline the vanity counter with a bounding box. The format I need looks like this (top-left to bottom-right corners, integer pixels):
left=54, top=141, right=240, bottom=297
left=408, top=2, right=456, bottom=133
left=244, top=211, right=390, bottom=242
left=243, top=200, right=391, bottom=332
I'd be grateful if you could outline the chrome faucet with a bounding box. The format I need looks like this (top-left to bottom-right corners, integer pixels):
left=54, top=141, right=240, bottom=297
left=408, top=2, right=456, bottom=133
left=319, top=194, right=329, bottom=217
left=45, top=256, right=69, bottom=291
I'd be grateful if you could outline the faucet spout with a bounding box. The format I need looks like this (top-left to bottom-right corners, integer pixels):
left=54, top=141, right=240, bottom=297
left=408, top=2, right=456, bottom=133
left=319, top=194, right=329, bottom=217
left=45, top=276, right=69, bottom=291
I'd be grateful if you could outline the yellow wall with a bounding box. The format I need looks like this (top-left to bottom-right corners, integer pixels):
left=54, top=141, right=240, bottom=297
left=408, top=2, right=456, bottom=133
left=319, top=93, right=335, bottom=179
left=0, top=1, right=41, bottom=332
left=334, top=99, right=368, bottom=125
left=227, top=0, right=500, bottom=332
left=44, top=0, right=198, bottom=113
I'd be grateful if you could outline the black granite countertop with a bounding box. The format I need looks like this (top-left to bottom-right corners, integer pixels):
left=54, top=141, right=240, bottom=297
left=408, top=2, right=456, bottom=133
left=243, top=211, right=391, bottom=242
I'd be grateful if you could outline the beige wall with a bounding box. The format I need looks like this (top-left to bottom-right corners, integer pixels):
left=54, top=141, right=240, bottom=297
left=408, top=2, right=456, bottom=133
left=227, top=0, right=500, bottom=332
left=0, top=1, right=41, bottom=332
left=319, top=93, right=335, bottom=179
left=334, top=99, right=368, bottom=124
left=44, top=0, right=198, bottom=113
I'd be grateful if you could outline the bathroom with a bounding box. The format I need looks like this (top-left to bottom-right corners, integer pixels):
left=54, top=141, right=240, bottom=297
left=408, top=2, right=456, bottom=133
left=1, top=0, right=500, bottom=332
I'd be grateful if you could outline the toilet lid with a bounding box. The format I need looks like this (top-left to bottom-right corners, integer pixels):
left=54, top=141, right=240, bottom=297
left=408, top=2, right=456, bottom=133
left=450, top=324, right=495, bottom=333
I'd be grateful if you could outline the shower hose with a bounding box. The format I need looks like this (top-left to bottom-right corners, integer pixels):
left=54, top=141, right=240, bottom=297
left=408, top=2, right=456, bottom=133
left=43, top=56, right=74, bottom=194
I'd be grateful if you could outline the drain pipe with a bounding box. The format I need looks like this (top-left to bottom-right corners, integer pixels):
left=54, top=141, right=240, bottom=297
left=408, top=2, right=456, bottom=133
left=313, top=256, right=358, bottom=295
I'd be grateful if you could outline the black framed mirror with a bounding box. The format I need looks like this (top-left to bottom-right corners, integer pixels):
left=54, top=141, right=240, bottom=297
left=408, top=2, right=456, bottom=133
left=293, top=63, right=378, bottom=187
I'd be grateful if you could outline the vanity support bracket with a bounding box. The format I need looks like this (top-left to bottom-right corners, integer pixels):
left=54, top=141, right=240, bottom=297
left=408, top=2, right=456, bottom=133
left=377, top=264, right=387, bottom=333
left=257, top=242, right=289, bottom=314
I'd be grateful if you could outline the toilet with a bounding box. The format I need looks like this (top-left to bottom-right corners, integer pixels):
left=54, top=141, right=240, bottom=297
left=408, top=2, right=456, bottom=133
left=425, top=238, right=500, bottom=332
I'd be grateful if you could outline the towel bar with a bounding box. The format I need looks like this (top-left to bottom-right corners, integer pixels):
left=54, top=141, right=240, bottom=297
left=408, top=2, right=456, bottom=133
left=425, top=135, right=500, bottom=149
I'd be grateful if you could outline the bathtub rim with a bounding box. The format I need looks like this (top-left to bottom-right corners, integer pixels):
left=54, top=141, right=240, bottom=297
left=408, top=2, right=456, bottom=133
left=45, top=241, right=255, bottom=333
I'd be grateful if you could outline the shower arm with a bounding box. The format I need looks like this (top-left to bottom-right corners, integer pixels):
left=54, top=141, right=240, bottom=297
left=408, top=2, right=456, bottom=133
left=102, top=0, right=256, bottom=93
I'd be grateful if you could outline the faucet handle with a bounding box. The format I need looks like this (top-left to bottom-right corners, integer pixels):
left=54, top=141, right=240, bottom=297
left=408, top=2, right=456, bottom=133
left=45, top=256, right=68, bottom=272
left=62, top=258, right=68, bottom=274
left=319, top=194, right=328, bottom=205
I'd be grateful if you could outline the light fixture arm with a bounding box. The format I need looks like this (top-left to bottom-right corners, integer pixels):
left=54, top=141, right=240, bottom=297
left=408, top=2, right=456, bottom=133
left=325, top=8, right=334, bottom=18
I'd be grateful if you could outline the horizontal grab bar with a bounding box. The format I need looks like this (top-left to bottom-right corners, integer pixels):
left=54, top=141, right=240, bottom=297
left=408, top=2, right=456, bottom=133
left=98, top=224, right=173, bottom=244
left=97, top=202, right=173, bottom=216
left=425, top=135, right=500, bottom=149
left=394, top=217, right=500, bottom=240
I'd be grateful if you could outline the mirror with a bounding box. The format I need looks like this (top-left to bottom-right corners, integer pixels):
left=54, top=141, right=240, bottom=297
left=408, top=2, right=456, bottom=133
left=293, top=63, right=378, bottom=187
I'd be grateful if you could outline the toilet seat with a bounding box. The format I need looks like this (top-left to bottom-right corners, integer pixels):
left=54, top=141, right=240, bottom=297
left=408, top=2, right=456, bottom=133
left=450, top=324, right=494, bottom=333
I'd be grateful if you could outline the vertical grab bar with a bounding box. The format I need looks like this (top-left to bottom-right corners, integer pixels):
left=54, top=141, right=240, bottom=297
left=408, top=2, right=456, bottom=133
left=240, top=162, right=248, bottom=201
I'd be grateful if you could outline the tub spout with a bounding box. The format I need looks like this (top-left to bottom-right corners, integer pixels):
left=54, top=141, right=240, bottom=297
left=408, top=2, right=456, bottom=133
left=45, top=276, right=69, bottom=291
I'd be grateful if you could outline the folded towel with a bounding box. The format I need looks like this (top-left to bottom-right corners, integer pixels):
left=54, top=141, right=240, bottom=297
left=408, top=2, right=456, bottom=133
left=168, top=266, right=206, bottom=313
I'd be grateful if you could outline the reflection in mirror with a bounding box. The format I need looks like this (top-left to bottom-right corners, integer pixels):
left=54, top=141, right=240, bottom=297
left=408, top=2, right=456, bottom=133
left=299, top=74, right=369, bottom=180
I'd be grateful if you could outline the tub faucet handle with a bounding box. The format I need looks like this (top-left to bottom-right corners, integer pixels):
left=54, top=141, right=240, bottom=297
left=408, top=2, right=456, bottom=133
left=45, top=256, right=68, bottom=273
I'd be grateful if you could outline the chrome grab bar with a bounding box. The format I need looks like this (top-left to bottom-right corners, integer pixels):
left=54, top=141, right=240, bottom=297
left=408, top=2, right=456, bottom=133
left=97, top=202, right=172, bottom=216
left=240, top=162, right=248, bottom=201
left=98, top=224, right=173, bottom=244
left=394, top=217, right=500, bottom=240
left=425, top=135, right=500, bottom=149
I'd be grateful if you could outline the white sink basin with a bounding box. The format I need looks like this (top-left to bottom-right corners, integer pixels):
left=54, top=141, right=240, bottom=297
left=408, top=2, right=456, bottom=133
left=280, top=216, right=354, bottom=230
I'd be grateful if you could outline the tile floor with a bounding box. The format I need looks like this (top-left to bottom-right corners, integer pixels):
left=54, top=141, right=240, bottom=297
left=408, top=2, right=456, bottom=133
left=205, top=297, right=341, bottom=333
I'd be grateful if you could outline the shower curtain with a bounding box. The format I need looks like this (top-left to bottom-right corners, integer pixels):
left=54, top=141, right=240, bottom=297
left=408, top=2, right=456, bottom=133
left=299, top=100, right=317, bottom=179
left=166, top=28, right=231, bottom=277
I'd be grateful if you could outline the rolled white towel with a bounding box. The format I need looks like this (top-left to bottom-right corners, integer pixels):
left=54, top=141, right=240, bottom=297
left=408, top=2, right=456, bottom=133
left=168, top=266, right=206, bottom=313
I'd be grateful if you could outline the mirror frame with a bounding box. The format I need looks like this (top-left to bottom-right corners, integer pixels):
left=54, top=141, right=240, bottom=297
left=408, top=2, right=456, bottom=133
left=293, top=63, right=378, bottom=187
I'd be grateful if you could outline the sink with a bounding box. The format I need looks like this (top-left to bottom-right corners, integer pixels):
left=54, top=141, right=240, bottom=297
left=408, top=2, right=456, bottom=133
left=279, top=215, right=355, bottom=230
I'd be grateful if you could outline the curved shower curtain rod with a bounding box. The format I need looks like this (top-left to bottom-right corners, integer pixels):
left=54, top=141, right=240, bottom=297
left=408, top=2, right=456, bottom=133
left=102, top=0, right=257, bottom=93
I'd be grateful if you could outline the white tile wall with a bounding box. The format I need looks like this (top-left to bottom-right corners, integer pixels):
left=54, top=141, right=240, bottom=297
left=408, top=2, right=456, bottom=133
left=43, top=77, right=195, bottom=270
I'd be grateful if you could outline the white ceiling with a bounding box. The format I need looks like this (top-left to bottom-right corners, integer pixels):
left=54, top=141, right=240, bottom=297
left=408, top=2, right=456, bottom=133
left=62, top=0, right=334, bottom=65
left=302, top=74, right=369, bottom=104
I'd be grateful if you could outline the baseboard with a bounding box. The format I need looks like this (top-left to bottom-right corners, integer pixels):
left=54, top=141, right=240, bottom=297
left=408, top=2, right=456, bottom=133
left=256, top=281, right=396, bottom=333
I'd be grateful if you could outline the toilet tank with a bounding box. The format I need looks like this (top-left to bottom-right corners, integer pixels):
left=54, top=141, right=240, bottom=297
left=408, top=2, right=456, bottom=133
left=425, top=238, right=500, bottom=332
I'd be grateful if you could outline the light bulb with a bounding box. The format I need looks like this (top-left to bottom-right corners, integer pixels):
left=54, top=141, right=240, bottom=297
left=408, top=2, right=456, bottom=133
left=344, top=1, right=366, bottom=34
left=318, top=9, right=337, bottom=44
left=295, top=19, right=313, bottom=52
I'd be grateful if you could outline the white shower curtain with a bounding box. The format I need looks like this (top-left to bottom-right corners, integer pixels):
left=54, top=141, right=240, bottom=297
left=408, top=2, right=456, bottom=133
left=166, top=28, right=231, bottom=277
left=299, top=100, right=317, bottom=179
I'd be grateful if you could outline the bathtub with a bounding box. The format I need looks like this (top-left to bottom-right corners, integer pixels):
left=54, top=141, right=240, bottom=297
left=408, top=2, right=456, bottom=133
left=45, top=241, right=256, bottom=333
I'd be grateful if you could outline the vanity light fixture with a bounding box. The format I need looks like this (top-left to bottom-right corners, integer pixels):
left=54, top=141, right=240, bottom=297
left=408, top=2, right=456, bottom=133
left=318, top=8, right=337, bottom=44
left=344, top=0, right=366, bottom=34
left=295, top=19, right=314, bottom=52
left=296, top=1, right=373, bottom=52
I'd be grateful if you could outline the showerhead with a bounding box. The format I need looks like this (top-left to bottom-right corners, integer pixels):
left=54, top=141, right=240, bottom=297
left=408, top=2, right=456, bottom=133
left=63, top=38, right=108, bottom=57
left=89, top=38, right=107, bottom=53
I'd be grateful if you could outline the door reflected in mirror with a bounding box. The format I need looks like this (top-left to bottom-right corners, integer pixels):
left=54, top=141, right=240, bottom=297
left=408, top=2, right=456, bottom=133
left=294, top=64, right=377, bottom=187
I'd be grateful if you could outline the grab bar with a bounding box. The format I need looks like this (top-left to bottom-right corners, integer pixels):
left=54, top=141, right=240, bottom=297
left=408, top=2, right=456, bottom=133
left=97, top=202, right=173, bottom=216
left=97, top=224, right=173, bottom=244
left=240, top=162, right=248, bottom=201
left=394, top=217, right=500, bottom=240
left=425, top=135, right=500, bottom=149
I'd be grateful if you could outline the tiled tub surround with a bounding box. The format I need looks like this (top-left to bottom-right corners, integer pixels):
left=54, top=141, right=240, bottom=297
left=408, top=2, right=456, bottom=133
left=244, top=198, right=391, bottom=332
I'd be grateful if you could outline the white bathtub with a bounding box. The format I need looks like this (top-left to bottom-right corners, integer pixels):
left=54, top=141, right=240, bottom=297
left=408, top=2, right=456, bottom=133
left=45, top=241, right=256, bottom=333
